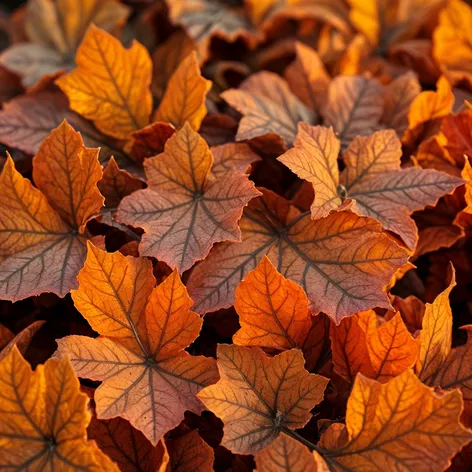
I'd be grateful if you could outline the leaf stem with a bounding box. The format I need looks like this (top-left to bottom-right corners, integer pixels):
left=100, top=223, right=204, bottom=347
left=281, top=426, right=326, bottom=455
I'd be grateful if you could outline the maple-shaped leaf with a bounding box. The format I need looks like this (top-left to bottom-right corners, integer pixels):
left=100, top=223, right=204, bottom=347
left=434, top=0, right=472, bottom=87
left=0, top=121, right=104, bottom=301
left=211, top=142, right=261, bottom=178
left=415, top=266, right=456, bottom=384
left=166, top=430, right=214, bottom=472
left=0, top=346, right=119, bottom=470
left=0, top=0, right=129, bottom=88
left=0, top=91, right=129, bottom=163
left=88, top=415, right=169, bottom=472
left=222, top=71, right=316, bottom=148
left=279, top=126, right=464, bottom=249
left=284, top=41, right=330, bottom=113
left=154, top=52, right=211, bottom=131
left=323, top=76, right=383, bottom=149
left=198, top=345, right=328, bottom=454
left=233, top=256, right=312, bottom=350
left=55, top=243, right=218, bottom=445
left=56, top=25, right=152, bottom=140
left=255, top=433, right=327, bottom=472
left=0, top=320, right=44, bottom=361
left=187, top=188, right=407, bottom=323
left=324, top=370, right=472, bottom=471
left=167, top=0, right=256, bottom=61
left=117, top=123, right=260, bottom=272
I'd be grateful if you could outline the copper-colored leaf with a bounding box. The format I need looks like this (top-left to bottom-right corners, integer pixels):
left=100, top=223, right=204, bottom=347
left=130, top=122, right=175, bottom=163
left=0, top=320, right=45, bottom=362
left=211, top=142, right=261, bottom=178
left=154, top=52, right=211, bottom=131
left=222, top=71, right=315, bottom=148
left=56, top=25, right=152, bottom=140
left=416, top=266, right=457, bottom=384
left=166, top=430, right=214, bottom=472
left=117, top=123, right=260, bottom=272
left=0, top=346, right=119, bottom=471
left=198, top=345, right=328, bottom=454
left=323, top=76, right=383, bottom=149
left=325, top=370, right=472, bottom=471
left=57, top=243, right=218, bottom=445
left=233, top=256, right=312, bottom=350
left=188, top=189, right=407, bottom=323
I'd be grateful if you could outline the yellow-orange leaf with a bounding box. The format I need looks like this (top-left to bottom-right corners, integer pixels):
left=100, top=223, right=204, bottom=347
left=117, top=123, right=260, bottom=272
left=56, top=25, right=152, bottom=140
left=198, top=345, right=328, bottom=454
left=233, top=256, right=312, bottom=350
left=154, top=52, right=211, bottom=131
left=416, top=266, right=456, bottom=384
left=166, top=430, right=214, bottom=472
left=0, top=346, right=119, bottom=471
left=58, top=243, right=218, bottom=445
left=33, top=120, right=104, bottom=231
left=325, top=370, right=472, bottom=471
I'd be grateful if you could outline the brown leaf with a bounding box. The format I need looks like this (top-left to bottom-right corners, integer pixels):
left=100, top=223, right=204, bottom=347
left=166, top=430, right=214, bottom=472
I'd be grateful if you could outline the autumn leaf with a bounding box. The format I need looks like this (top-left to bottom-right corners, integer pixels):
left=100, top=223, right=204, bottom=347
left=415, top=265, right=456, bottom=384
left=323, top=370, right=472, bottom=471
left=211, top=142, right=261, bottom=178
left=166, top=430, right=214, bottom=472
left=87, top=415, right=169, bottom=472
left=117, top=123, right=261, bottom=272
left=323, top=75, right=383, bottom=149
left=0, top=320, right=44, bottom=361
left=278, top=127, right=465, bottom=249
left=154, top=52, right=211, bottom=131
left=56, top=243, right=218, bottom=445
left=0, top=121, right=104, bottom=301
left=222, top=71, right=316, bottom=148
left=233, top=256, right=312, bottom=351
left=187, top=188, right=408, bottom=323
left=434, top=0, right=472, bottom=87
left=130, top=122, right=176, bottom=163
left=198, top=345, right=328, bottom=454
left=0, top=0, right=129, bottom=88
left=56, top=25, right=152, bottom=140
left=0, top=346, right=119, bottom=471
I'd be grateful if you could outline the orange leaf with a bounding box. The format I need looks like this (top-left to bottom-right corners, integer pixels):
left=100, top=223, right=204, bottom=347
left=117, top=123, right=261, bottom=272
left=279, top=127, right=464, bottom=249
left=416, top=266, right=456, bottom=384
left=154, top=52, right=211, bottom=131
left=57, top=243, right=218, bottom=445
left=166, top=430, right=214, bottom=472
left=324, top=370, right=472, bottom=471
left=222, top=71, right=315, bottom=148
left=323, top=76, right=383, bottom=149
left=234, top=256, right=312, bottom=350
left=198, top=345, right=328, bottom=454
left=56, top=25, right=152, bottom=140
left=187, top=189, right=407, bottom=323
left=211, top=142, right=261, bottom=178
left=0, top=346, right=119, bottom=470
left=0, top=122, right=105, bottom=300
left=88, top=415, right=169, bottom=472
left=0, top=320, right=45, bottom=362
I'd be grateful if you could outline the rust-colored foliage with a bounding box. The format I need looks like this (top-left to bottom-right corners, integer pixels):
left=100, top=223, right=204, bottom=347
left=1, top=1, right=472, bottom=470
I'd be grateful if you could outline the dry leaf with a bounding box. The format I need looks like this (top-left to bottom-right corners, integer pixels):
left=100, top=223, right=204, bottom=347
left=166, top=430, right=214, bottom=472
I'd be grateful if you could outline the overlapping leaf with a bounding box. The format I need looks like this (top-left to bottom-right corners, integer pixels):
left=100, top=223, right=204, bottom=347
left=198, top=345, right=328, bottom=454
left=279, top=127, right=464, bottom=249
left=0, top=120, right=104, bottom=300
left=55, top=243, right=218, bottom=445
left=166, top=430, right=214, bottom=472
left=0, top=346, right=119, bottom=471
left=0, top=320, right=44, bottom=361
left=117, top=123, right=260, bottom=272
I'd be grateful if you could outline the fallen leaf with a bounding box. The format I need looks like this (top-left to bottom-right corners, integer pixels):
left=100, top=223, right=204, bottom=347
left=130, top=122, right=176, bottom=163
left=56, top=25, right=152, bottom=140
left=117, top=123, right=260, bottom=272
left=0, top=346, right=119, bottom=471
left=0, top=320, right=45, bottom=361
left=166, top=430, right=214, bottom=472
left=210, top=142, right=261, bottom=178
left=198, top=345, right=328, bottom=454
left=56, top=243, right=218, bottom=445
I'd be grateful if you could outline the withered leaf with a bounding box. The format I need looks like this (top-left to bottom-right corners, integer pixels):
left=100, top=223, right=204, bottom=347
left=0, top=347, right=119, bottom=471
left=0, top=320, right=45, bottom=362
left=198, top=345, right=328, bottom=454
left=166, top=430, right=214, bottom=472
left=117, top=123, right=260, bottom=273
left=188, top=189, right=407, bottom=323
left=56, top=243, right=218, bottom=445
left=211, top=142, right=261, bottom=178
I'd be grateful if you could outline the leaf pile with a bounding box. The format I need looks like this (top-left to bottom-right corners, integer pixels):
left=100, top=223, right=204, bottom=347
left=0, top=0, right=472, bottom=471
